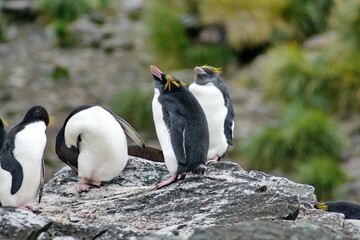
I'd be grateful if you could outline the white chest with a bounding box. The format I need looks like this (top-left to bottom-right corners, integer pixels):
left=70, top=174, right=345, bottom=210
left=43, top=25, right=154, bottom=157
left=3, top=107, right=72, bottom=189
left=8, top=122, right=46, bottom=206
left=189, top=83, right=229, bottom=157
left=152, top=89, right=178, bottom=174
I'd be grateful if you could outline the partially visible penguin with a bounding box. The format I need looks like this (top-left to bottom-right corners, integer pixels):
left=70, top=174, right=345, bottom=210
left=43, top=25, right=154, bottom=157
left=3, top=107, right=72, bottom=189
left=150, top=65, right=209, bottom=189
left=0, top=118, right=8, bottom=151
left=189, top=65, right=235, bottom=163
left=55, top=104, right=146, bottom=193
left=316, top=201, right=360, bottom=220
left=0, top=106, right=53, bottom=209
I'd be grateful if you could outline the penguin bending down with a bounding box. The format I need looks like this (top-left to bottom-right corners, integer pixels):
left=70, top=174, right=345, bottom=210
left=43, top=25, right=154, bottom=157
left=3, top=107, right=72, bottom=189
left=316, top=201, right=360, bottom=220
left=55, top=104, right=145, bottom=193
left=0, top=106, right=53, bottom=209
left=0, top=118, right=8, bottom=151
left=150, top=65, right=209, bottom=189
left=189, top=65, right=235, bottom=164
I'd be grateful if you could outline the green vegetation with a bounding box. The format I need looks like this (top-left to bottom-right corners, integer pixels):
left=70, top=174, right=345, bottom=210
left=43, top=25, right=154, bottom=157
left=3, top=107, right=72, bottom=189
left=35, top=0, right=92, bottom=22
left=0, top=17, right=6, bottom=42
left=198, top=0, right=332, bottom=49
left=281, top=0, right=333, bottom=39
left=329, top=0, right=360, bottom=47
left=296, top=157, right=347, bottom=200
left=109, top=88, right=155, bottom=136
left=243, top=103, right=343, bottom=171
left=242, top=103, right=345, bottom=200
left=261, top=41, right=360, bottom=113
left=143, top=0, right=235, bottom=69
left=50, top=64, right=70, bottom=81
left=35, top=0, right=113, bottom=47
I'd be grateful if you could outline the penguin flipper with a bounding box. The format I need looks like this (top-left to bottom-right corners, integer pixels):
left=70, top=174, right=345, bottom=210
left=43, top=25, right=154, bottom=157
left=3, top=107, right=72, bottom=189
left=0, top=150, right=23, bottom=195
left=224, top=92, right=235, bottom=146
left=168, top=111, right=187, bottom=164
left=38, top=158, right=45, bottom=203
left=105, top=109, right=146, bottom=149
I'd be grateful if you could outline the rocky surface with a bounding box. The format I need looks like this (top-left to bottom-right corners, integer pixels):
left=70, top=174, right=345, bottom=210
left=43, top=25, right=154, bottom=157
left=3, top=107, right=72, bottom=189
left=1, top=158, right=359, bottom=240
left=0, top=0, right=359, bottom=208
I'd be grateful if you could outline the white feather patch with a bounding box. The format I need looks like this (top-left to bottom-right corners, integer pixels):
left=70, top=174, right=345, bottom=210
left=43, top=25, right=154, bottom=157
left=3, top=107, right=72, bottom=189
left=152, top=89, right=178, bottom=174
left=189, top=83, right=229, bottom=158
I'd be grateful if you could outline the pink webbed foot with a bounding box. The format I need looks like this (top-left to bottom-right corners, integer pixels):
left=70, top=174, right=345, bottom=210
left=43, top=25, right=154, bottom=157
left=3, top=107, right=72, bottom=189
left=156, top=173, right=187, bottom=189
left=20, top=206, right=36, bottom=211
left=206, top=155, right=220, bottom=165
left=90, top=180, right=102, bottom=187
left=77, top=177, right=91, bottom=193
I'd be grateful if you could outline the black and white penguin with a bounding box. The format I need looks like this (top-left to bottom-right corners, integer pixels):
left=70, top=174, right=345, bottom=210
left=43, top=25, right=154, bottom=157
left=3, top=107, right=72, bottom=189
left=189, top=65, right=235, bottom=163
left=0, top=106, right=53, bottom=209
left=150, top=65, right=209, bottom=189
left=316, top=201, right=360, bottom=220
left=55, top=104, right=146, bottom=193
left=0, top=118, right=8, bottom=151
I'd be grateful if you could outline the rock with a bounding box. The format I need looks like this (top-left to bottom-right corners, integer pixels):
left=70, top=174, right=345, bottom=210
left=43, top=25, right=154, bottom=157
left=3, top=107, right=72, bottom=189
left=24, top=158, right=357, bottom=239
left=189, top=220, right=356, bottom=240
left=0, top=207, right=52, bottom=240
left=1, top=0, right=33, bottom=12
left=122, top=0, right=143, bottom=20
left=1, top=158, right=359, bottom=239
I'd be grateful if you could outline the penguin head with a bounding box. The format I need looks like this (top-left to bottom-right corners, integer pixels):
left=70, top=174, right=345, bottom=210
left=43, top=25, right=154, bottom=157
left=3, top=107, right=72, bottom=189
left=150, top=65, right=186, bottom=92
left=194, top=65, right=222, bottom=85
left=22, top=106, right=55, bottom=127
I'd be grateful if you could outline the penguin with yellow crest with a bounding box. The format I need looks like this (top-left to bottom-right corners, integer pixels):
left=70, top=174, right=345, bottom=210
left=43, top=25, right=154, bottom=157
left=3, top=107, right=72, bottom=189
left=0, top=106, right=54, bottom=209
left=316, top=201, right=360, bottom=220
left=189, top=65, right=235, bottom=164
left=150, top=65, right=209, bottom=189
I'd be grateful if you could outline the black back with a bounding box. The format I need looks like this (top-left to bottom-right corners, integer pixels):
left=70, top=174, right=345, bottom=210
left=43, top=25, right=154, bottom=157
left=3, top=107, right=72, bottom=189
left=152, top=68, right=209, bottom=174
left=0, top=106, right=49, bottom=195
left=324, top=201, right=360, bottom=220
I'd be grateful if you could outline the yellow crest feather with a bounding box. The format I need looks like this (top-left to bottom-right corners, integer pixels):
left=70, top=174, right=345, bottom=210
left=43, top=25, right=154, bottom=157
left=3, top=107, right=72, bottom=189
left=316, top=202, right=328, bottom=211
left=48, top=116, right=55, bottom=127
left=163, top=74, right=184, bottom=91
left=0, top=118, right=8, bottom=127
left=165, top=75, right=174, bottom=81
left=201, top=65, right=222, bottom=74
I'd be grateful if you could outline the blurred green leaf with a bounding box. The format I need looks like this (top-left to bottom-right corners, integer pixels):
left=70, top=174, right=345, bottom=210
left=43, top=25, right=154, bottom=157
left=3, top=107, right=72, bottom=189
left=296, top=156, right=348, bottom=200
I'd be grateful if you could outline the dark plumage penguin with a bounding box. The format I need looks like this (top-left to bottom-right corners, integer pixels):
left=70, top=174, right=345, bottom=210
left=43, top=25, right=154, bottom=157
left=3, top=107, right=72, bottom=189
left=0, top=118, right=8, bottom=151
left=55, top=104, right=145, bottom=193
left=316, top=201, right=360, bottom=220
left=150, top=65, right=209, bottom=189
left=0, top=106, right=53, bottom=209
left=189, top=65, right=235, bottom=163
